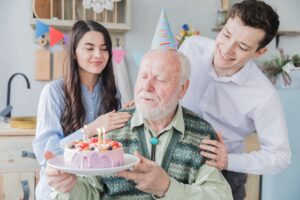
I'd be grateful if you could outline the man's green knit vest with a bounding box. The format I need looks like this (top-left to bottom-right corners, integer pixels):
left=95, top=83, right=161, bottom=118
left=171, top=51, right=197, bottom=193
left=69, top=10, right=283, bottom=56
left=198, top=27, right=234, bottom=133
left=101, top=107, right=216, bottom=200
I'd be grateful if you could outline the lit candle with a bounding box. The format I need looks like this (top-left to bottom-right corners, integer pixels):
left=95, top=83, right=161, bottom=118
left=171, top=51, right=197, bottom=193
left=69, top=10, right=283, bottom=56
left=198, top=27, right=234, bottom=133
left=97, top=128, right=102, bottom=144
left=102, top=127, right=106, bottom=144
left=81, top=127, right=86, bottom=142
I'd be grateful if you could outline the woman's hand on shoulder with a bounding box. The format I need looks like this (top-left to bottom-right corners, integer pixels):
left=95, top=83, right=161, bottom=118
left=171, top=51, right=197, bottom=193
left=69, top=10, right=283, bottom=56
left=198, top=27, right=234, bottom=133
left=88, top=110, right=131, bottom=135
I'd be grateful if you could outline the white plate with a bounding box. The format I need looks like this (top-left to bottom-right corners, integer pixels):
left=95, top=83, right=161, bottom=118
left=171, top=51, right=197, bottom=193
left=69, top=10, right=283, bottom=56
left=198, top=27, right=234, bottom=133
left=47, top=154, right=140, bottom=176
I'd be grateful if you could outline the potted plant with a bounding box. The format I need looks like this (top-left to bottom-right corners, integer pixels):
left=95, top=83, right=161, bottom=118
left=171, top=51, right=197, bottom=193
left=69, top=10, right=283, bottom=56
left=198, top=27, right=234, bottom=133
left=259, top=48, right=291, bottom=86
left=292, top=54, right=300, bottom=67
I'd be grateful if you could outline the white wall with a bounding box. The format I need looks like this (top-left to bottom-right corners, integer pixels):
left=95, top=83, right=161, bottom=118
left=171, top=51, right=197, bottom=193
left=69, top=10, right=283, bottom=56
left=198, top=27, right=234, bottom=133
left=124, top=0, right=219, bottom=87
left=0, top=0, right=44, bottom=117
left=267, top=0, right=300, bottom=55
left=0, top=0, right=299, bottom=117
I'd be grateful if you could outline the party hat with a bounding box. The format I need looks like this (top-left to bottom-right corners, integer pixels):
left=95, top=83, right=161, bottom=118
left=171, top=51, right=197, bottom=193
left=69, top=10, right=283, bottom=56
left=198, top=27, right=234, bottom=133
left=150, top=9, right=177, bottom=51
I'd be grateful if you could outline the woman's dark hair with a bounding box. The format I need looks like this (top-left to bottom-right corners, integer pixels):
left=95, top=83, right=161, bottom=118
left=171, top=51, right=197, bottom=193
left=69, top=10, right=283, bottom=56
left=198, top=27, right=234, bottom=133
left=229, top=0, right=279, bottom=50
left=62, top=20, right=120, bottom=136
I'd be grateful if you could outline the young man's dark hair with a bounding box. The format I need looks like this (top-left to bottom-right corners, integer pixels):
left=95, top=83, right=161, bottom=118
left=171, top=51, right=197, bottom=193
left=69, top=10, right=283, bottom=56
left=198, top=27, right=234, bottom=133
left=229, top=0, right=279, bottom=50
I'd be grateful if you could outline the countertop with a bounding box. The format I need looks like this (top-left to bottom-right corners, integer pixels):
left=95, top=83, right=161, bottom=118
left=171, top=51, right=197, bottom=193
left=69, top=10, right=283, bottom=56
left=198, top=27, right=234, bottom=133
left=0, top=121, right=35, bottom=136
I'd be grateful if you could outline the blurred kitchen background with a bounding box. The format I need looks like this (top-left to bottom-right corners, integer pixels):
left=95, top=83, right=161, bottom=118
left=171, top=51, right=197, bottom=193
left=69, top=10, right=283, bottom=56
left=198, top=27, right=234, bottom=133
left=0, top=0, right=299, bottom=117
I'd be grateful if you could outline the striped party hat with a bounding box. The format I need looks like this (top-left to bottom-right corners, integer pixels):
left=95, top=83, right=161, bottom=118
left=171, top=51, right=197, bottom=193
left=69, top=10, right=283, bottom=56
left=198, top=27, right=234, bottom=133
left=150, top=9, right=177, bottom=51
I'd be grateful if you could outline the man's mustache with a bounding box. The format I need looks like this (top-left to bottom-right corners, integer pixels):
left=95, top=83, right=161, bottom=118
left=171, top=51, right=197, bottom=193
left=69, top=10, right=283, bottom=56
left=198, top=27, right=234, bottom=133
left=138, top=91, right=159, bottom=103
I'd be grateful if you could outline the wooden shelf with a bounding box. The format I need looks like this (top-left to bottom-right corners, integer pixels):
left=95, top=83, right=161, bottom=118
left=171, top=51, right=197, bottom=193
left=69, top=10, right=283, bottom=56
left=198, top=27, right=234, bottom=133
left=276, top=30, right=300, bottom=48
left=211, top=26, right=223, bottom=32
left=0, top=122, right=35, bottom=136
left=31, top=0, right=131, bottom=33
left=277, top=30, right=300, bottom=36
left=31, top=18, right=130, bottom=33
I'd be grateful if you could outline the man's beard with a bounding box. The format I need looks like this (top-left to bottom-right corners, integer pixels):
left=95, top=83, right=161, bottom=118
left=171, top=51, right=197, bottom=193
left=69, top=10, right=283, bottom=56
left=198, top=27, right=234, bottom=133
left=135, top=91, right=179, bottom=120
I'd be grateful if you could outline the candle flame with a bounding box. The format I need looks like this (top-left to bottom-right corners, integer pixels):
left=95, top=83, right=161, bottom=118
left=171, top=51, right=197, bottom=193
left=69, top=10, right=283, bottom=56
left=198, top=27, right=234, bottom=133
left=96, top=128, right=101, bottom=133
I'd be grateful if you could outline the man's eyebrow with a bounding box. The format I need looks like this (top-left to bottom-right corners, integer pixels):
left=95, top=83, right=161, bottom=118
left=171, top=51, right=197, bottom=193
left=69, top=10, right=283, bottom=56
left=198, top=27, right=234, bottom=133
left=239, top=40, right=252, bottom=49
left=224, top=27, right=230, bottom=34
left=224, top=27, right=252, bottom=49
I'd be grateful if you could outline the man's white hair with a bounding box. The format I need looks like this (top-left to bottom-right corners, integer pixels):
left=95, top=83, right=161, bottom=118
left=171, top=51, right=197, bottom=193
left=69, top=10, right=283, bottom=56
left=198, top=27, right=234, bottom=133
left=140, top=50, right=191, bottom=85
left=178, top=52, right=191, bottom=85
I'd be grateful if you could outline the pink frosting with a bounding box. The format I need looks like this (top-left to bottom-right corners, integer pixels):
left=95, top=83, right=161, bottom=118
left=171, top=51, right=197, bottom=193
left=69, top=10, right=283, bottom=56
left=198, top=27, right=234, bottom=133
left=64, top=146, right=124, bottom=169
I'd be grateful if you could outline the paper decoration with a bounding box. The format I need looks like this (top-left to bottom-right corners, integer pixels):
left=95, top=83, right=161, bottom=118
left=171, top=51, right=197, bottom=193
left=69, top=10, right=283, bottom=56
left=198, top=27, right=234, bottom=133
left=151, top=9, right=176, bottom=50
left=49, top=27, right=64, bottom=46
left=35, top=20, right=49, bottom=38
left=63, top=34, right=69, bottom=45
left=176, top=24, right=200, bottom=48
left=82, top=0, right=119, bottom=14
left=113, top=49, right=126, bottom=64
left=113, top=48, right=133, bottom=104
left=35, top=21, right=67, bottom=47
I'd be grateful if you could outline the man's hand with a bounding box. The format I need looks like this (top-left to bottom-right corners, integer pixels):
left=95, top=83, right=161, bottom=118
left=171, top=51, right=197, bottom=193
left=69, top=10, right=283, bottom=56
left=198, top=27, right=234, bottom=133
left=46, top=167, right=77, bottom=193
left=199, top=131, right=228, bottom=170
left=117, top=152, right=170, bottom=197
left=44, top=151, right=77, bottom=193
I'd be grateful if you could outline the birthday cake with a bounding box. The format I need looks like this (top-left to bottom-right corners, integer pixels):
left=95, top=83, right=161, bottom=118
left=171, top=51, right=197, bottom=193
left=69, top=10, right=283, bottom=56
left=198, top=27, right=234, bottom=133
left=64, top=137, right=124, bottom=169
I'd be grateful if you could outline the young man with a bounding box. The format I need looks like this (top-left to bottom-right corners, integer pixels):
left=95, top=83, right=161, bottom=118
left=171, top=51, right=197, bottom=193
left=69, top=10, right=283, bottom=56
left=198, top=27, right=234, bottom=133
left=46, top=49, right=233, bottom=200
left=179, top=0, right=291, bottom=199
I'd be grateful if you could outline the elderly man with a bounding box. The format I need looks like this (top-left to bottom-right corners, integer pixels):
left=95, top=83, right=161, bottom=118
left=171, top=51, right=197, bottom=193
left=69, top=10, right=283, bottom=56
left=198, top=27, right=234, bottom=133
left=46, top=49, right=232, bottom=200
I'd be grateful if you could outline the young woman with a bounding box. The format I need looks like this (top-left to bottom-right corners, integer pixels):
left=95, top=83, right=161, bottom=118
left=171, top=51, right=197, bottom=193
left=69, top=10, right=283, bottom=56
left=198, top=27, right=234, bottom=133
left=32, top=20, right=131, bottom=200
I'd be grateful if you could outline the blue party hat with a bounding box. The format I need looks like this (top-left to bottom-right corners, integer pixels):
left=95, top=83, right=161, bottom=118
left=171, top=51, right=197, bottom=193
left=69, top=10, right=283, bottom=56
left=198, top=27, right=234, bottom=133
left=151, top=9, right=177, bottom=51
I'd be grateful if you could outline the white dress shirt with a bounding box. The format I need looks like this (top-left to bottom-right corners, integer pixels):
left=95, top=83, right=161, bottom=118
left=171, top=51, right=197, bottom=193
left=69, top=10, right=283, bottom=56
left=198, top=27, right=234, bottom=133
left=179, top=36, right=291, bottom=174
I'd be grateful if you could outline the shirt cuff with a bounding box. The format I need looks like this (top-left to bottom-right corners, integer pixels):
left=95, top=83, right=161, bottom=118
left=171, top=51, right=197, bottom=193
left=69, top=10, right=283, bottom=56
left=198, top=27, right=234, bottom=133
left=153, top=177, right=185, bottom=200
left=227, top=153, right=242, bottom=172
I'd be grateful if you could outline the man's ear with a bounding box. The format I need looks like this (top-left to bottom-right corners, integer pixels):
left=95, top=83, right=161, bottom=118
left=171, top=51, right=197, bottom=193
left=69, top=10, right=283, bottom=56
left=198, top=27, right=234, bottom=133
left=179, top=80, right=190, bottom=99
left=254, top=47, right=268, bottom=58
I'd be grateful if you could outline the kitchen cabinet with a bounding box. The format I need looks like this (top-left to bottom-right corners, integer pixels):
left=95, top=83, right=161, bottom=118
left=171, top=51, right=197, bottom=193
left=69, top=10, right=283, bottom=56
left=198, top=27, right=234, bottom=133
left=0, top=122, right=38, bottom=200
left=244, top=134, right=260, bottom=200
